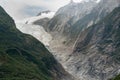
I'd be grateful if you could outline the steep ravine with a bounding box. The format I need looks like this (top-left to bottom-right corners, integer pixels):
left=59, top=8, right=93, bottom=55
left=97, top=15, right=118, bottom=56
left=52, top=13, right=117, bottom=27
left=15, top=0, right=120, bottom=80
left=16, top=7, right=120, bottom=80
left=33, top=0, right=120, bottom=71
left=15, top=18, right=78, bottom=80
left=0, top=6, right=75, bottom=80
left=16, top=19, right=73, bottom=73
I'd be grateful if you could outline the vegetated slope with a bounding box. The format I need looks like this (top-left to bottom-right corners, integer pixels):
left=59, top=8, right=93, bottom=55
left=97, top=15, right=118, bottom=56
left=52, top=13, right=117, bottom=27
left=0, top=6, right=74, bottom=80
left=112, top=74, right=120, bottom=80
left=16, top=10, right=55, bottom=47
left=16, top=24, right=52, bottom=46
left=67, top=7, right=120, bottom=80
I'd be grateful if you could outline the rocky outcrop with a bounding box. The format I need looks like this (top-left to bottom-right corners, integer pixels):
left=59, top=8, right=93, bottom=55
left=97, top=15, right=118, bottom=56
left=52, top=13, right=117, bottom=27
left=66, top=7, right=120, bottom=80
left=68, top=0, right=120, bottom=43
left=44, top=1, right=120, bottom=79
left=47, top=1, right=97, bottom=35
left=42, top=0, right=120, bottom=67
left=38, top=1, right=99, bottom=65
left=15, top=0, right=120, bottom=80
left=39, top=0, right=120, bottom=48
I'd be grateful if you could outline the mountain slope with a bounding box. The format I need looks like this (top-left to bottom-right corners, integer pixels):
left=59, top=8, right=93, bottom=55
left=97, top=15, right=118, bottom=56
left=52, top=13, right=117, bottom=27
left=16, top=24, right=52, bottom=46
left=47, top=1, right=97, bottom=34
left=39, top=0, right=120, bottom=46
left=69, top=0, right=120, bottom=43
left=0, top=6, right=74, bottom=80
left=30, top=1, right=120, bottom=77
left=11, top=0, right=120, bottom=80
left=67, top=6, right=120, bottom=80
left=33, top=1, right=99, bottom=66
left=28, top=10, right=55, bottom=30
left=16, top=11, right=55, bottom=46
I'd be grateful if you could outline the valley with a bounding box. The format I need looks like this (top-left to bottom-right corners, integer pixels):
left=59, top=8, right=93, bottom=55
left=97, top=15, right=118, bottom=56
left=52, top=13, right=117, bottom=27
left=0, top=0, right=120, bottom=80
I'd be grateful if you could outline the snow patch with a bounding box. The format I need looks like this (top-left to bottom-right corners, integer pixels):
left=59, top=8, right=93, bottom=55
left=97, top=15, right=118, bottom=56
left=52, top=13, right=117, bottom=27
left=73, top=0, right=101, bottom=3
left=16, top=23, right=52, bottom=46
left=15, top=11, right=55, bottom=46
left=27, top=12, right=55, bottom=24
left=16, top=11, right=55, bottom=24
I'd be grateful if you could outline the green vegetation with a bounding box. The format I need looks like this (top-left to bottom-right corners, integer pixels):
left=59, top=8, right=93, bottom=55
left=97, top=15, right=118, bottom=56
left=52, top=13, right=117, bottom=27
left=0, top=6, right=60, bottom=80
left=111, top=74, right=120, bottom=80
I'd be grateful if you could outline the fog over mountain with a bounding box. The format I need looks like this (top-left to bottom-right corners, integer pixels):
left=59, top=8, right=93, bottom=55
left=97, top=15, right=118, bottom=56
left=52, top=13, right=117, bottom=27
left=0, top=0, right=120, bottom=80
left=0, top=0, right=78, bottom=21
left=0, top=0, right=101, bottom=21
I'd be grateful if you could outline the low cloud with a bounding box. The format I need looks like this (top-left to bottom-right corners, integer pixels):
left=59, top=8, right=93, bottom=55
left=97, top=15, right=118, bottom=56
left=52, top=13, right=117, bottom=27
left=0, top=0, right=82, bottom=21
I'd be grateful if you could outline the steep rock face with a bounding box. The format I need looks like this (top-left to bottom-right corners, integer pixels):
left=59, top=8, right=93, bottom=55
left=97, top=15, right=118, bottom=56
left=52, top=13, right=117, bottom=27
left=47, top=1, right=97, bottom=35
left=31, top=1, right=120, bottom=76
left=43, top=0, right=120, bottom=67
left=13, top=0, right=120, bottom=80
left=37, top=1, right=98, bottom=65
left=69, top=0, right=120, bottom=43
left=39, top=0, right=120, bottom=50
left=66, top=7, right=120, bottom=80
left=0, top=6, right=74, bottom=80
